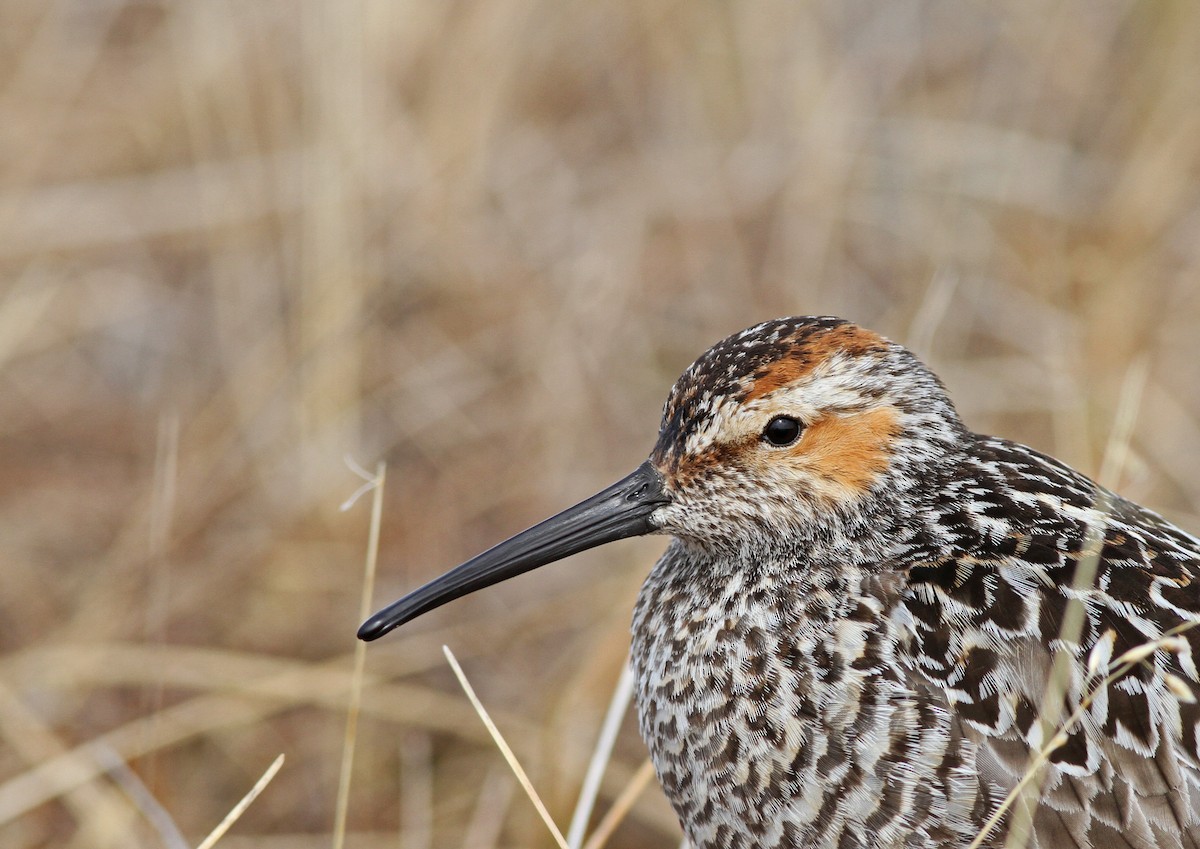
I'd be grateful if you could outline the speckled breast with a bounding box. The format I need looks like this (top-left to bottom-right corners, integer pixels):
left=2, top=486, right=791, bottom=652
left=629, top=542, right=985, bottom=849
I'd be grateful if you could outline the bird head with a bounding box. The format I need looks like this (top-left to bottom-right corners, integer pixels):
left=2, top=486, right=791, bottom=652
left=358, top=316, right=965, bottom=640
left=648, top=316, right=966, bottom=556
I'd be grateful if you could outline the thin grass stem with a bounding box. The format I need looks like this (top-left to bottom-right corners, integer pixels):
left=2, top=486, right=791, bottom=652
left=567, top=661, right=635, bottom=849
left=195, top=753, right=285, bottom=849
left=443, top=645, right=570, bottom=849
left=580, top=759, right=656, bottom=849
left=333, top=462, right=387, bottom=849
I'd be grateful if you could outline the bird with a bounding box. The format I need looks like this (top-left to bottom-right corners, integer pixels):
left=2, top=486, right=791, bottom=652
left=359, top=315, right=1200, bottom=849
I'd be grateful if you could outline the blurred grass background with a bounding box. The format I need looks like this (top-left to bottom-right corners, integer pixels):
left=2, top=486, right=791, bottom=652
left=3, top=1, right=1200, bottom=847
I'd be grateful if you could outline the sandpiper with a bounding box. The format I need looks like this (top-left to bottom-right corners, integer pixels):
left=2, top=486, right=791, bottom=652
left=360, top=316, right=1200, bottom=849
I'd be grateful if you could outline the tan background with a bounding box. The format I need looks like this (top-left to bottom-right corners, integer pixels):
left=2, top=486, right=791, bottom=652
left=3, top=2, right=1200, bottom=847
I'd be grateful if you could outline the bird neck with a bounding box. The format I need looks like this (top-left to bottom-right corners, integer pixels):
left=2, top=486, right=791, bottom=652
left=630, top=545, right=964, bottom=849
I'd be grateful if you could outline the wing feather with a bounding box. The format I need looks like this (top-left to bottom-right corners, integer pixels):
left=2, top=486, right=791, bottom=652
left=906, top=435, right=1200, bottom=847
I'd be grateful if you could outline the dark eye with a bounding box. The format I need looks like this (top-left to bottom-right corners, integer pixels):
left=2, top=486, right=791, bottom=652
left=762, top=415, right=803, bottom=447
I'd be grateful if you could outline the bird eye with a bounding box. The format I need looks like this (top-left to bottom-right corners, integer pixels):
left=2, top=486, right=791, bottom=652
left=762, top=415, right=803, bottom=447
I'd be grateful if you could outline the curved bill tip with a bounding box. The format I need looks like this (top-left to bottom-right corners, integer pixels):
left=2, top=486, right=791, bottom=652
left=357, top=460, right=668, bottom=641
left=357, top=610, right=395, bottom=641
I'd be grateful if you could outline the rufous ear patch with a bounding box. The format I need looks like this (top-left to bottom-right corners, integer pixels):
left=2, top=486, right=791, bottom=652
left=785, top=406, right=901, bottom=496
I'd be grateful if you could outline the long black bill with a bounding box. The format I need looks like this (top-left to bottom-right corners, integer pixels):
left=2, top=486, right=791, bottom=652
left=357, top=460, right=669, bottom=641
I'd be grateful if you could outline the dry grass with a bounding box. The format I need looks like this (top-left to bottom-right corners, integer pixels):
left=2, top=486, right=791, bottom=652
left=3, top=2, right=1200, bottom=847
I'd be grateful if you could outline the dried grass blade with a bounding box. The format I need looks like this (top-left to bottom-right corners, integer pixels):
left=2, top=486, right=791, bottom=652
left=333, top=462, right=387, bottom=849
left=194, top=753, right=284, bottom=849
left=567, top=661, right=635, bottom=849
left=580, top=759, right=655, bottom=849
left=443, top=645, right=569, bottom=849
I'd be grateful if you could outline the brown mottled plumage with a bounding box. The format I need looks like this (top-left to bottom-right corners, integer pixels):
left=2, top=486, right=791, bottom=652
left=360, top=316, right=1200, bottom=849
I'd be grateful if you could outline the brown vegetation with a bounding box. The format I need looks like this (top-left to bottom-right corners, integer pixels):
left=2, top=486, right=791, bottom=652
left=3, top=2, right=1200, bottom=847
